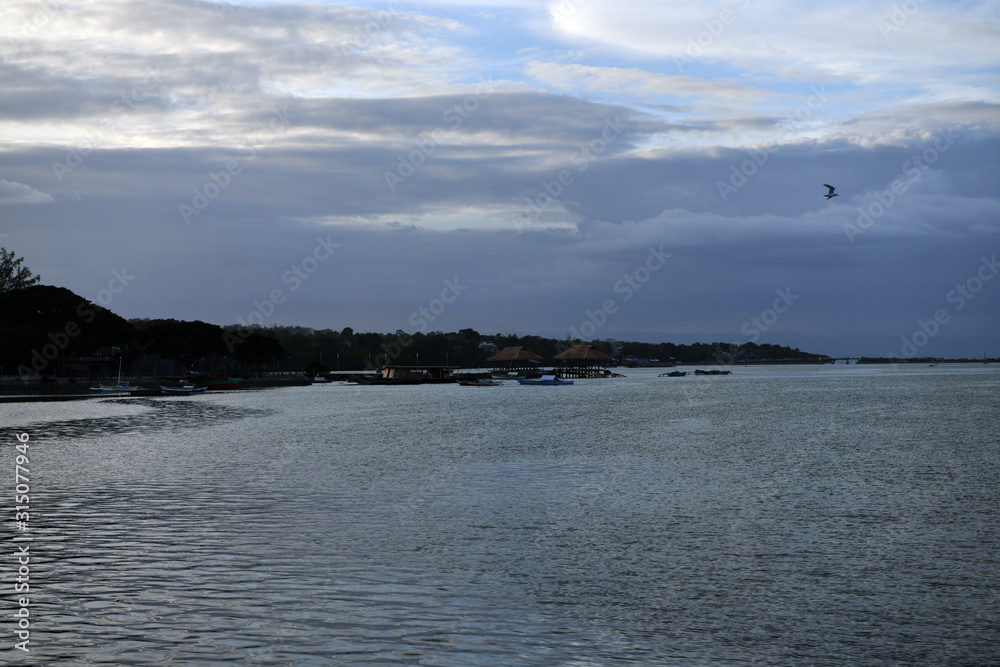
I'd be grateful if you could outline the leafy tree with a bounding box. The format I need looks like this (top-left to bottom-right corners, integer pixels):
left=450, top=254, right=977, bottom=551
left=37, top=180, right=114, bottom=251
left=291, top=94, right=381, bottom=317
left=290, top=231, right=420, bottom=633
left=0, top=248, right=41, bottom=293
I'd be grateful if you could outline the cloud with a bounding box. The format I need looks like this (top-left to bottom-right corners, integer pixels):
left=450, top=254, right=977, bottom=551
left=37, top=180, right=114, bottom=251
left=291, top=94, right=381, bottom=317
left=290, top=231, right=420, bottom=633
left=524, top=62, right=769, bottom=102
left=0, top=179, right=54, bottom=205
left=0, top=0, right=470, bottom=147
left=550, top=1, right=1000, bottom=86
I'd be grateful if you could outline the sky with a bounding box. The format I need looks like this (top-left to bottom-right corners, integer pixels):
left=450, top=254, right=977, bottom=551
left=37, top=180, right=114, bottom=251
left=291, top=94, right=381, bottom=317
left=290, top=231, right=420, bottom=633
left=2, top=0, right=999, bottom=358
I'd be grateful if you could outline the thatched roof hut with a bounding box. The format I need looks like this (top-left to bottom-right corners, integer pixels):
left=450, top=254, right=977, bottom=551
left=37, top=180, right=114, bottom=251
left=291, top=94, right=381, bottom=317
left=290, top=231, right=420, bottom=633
left=553, top=345, right=613, bottom=377
left=487, top=346, right=543, bottom=373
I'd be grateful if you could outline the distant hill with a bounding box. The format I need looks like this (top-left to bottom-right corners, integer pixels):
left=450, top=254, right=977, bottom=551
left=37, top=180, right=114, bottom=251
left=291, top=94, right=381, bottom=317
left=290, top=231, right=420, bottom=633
left=0, top=285, right=135, bottom=376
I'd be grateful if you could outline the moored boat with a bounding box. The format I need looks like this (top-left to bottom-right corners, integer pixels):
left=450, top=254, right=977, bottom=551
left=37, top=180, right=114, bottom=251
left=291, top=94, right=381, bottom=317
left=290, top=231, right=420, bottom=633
left=518, top=374, right=573, bottom=385
left=160, top=384, right=207, bottom=394
left=90, top=359, right=138, bottom=393
left=185, top=371, right=242, bottom=389
left=90, top=383, right=139, bottom=393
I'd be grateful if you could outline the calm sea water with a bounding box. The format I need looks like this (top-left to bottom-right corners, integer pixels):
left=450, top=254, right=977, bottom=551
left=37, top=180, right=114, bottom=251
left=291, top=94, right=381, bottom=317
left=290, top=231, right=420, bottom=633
left=2, top=364, right=999, bottom=665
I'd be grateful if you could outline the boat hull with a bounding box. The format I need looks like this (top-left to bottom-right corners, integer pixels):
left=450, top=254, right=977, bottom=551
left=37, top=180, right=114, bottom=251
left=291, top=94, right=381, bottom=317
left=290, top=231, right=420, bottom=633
left=160, top=385, right=207, bottom=394
left=517, top=379, right=574, bottom=385
left=185, top=375, right=241, bottom=389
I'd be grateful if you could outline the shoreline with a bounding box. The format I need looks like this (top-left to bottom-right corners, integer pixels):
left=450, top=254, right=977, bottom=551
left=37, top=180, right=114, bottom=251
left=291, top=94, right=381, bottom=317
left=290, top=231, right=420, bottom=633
left=3, top=361, right=993, bottom=401
left=0, top=376, right=312, bottom=400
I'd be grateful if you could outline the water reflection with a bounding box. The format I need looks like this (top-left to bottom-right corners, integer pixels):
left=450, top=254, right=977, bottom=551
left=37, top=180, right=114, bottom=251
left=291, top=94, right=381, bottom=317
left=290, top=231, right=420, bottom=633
left=9, top=396, right=271, bottom=443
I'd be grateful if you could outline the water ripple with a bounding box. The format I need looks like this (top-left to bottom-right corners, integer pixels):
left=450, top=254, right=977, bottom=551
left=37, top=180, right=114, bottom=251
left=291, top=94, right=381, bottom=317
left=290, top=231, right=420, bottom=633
left=2, top=368, right=998, bottom=665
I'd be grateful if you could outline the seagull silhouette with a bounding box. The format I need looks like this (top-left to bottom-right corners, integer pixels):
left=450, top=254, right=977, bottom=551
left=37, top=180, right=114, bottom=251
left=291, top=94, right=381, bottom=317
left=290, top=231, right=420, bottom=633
left=823, top=184, right=839, bottom=200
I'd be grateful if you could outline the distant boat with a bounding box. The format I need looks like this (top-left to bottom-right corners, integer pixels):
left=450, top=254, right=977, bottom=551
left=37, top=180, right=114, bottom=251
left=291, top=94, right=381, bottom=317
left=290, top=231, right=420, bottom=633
left=518, top=375, right=574, bottom=385
left=90, top=359, right=138, bottom=393
left=459, top=378, right=502, bottom=386
left=659, top=370, right=687, bottom=377
left=694, top=369, right=731, bottom=375
left=90, top=382, right=138, bottom=393
left=491, top=371, right=527, bottom=380
left=159, top=385, right=207, bottom=395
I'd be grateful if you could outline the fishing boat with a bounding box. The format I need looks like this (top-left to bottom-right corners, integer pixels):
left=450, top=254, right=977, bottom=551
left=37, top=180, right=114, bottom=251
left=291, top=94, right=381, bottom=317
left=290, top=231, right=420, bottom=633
left=90, top=359, right=139, bottom=393
left=659, top=370, right=687, bottom=377
left=517, top=374, right=573, bottom=385
left=694, top=369, right=731, bottom=375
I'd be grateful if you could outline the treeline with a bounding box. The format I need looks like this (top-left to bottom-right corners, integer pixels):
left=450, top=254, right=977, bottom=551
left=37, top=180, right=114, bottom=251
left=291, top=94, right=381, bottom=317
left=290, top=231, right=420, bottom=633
left=202, top=327, right=829, bottom=373
left=1, top=285, right=829, bottom=378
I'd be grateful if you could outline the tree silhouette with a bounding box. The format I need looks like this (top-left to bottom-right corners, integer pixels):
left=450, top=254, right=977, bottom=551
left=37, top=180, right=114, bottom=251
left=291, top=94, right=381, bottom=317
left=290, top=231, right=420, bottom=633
left=0, top=248, right=41, bottom=293
left=139, top=319, right=229, bottom=370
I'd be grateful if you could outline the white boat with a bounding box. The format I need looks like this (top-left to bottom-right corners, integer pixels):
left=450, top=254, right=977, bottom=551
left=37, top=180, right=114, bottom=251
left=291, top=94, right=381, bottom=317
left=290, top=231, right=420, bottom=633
left=491, top=371, right=527, bottom=380
left=517, top=374, right=574, bottom=385
left=160, top=384, right=207, bottom=395
left=90, top=384, right=138, bottom=393
left=90, top=359, right=139, bottom=393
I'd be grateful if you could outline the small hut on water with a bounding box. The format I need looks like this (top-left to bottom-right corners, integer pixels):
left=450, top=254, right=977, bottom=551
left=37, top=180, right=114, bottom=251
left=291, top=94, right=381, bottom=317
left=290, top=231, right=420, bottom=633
left=487, top=346, right=543, bottom=377
left=553, top=344, right=614, bottom=378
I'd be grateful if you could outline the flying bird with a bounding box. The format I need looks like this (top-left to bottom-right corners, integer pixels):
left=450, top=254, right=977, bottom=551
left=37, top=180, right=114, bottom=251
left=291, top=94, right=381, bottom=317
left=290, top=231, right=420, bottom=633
left=823, top=184, right=839, bottom=200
